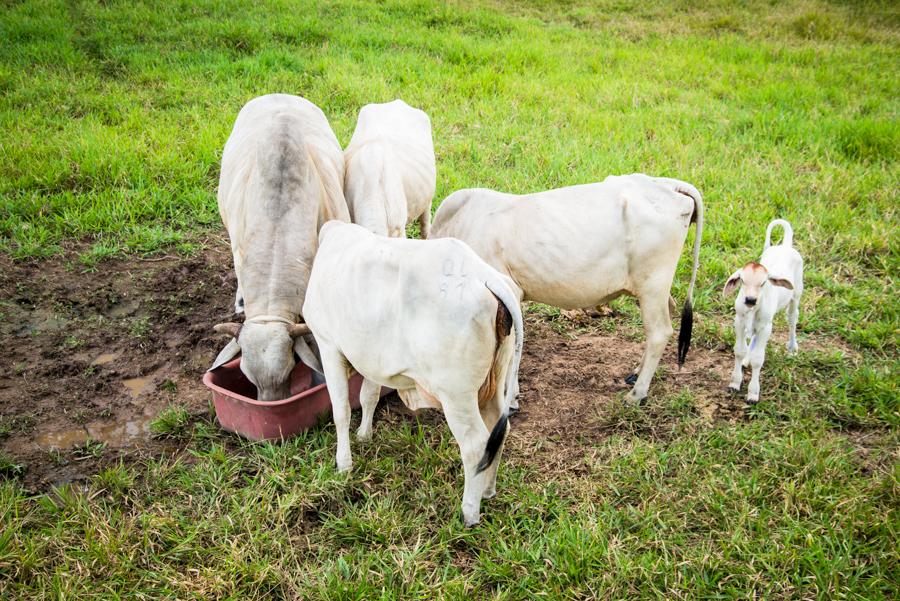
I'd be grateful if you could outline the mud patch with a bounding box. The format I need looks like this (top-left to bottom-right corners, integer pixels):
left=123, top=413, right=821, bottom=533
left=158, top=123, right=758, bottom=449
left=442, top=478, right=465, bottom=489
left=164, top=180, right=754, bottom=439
left=91, top=352, right=120, bottom=366
left=0, top=250, right=778, bottom=491
left=503, top=314, right=746, bottom=478
left=0, top=248, right=236, bottom=489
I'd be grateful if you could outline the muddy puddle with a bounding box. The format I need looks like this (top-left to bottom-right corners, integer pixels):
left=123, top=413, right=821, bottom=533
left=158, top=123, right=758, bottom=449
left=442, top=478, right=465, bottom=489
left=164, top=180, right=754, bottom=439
left=0, top=248, right=234, bottom=489
left=91, top=352, right=120, bottom=366
left=122, top=376, right=153, bottom=398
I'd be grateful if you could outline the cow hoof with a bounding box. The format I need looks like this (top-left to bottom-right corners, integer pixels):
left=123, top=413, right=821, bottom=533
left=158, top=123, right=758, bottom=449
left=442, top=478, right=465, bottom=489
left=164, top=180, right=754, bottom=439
left=482, top=489, right=497, bottom=500
left=355, top=428, right=372, bottom=442
left=745, top=396, right=759, bottom=405
left=507, top=405, right=519, bottom=416
left=623, top=392, right=645, bottom=407
left=727, top=385, right=741, bottom=396
left=623, top=373, right=638, bottom=385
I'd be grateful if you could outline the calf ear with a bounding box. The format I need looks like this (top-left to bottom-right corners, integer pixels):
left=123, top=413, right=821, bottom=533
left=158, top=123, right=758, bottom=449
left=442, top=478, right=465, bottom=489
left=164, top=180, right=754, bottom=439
left=769, top=276, right=794, bottom=290
left=723, top=270, right=742, bottom=296
left=213, top=322, right=242, bottom=338
left=208, top=338, right=241, bottom=371
left=293, top=334, right=323, bottom=375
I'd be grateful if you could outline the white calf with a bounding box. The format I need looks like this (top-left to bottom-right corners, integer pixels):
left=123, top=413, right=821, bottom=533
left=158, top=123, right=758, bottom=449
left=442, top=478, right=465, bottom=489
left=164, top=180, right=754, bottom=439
left=723, top=219, right=804, bottom=403
left=302, top=221, right=524, bottom=526
left=344, top=99, right=436, bottom=238
left=430, top=174, right=704, bottom=404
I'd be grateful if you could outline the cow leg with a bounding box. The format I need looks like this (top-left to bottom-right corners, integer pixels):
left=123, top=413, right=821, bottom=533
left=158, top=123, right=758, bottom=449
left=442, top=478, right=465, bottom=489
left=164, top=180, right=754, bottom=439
left=624, top=350, right=646, bottom=385
left=356, top=377, right=381, bottom=441
left=626, top=296, right=673, bottom=385
left=741, top=313, right=754, bottom=367
left=321, top=347, right=353, bottom=472
left=418, top=208, right=431, bottom=240
left=786, top=298, right=800, bottom=354
left=479, top=342, right=513, bottom=499
left=626, top=294, right=673, bottom=403
left=443, top=394, right=490, bottom=527
left=729, top=314, right=748, bottom=392
left=746, top=323, right=772, bottom=403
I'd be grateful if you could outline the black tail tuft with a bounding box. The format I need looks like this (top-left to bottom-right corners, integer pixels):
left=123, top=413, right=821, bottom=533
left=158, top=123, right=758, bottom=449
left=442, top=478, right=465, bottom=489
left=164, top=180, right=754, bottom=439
left=677, top=299, right=693, bottom=367
left=476, top=412, right=509, bottom=474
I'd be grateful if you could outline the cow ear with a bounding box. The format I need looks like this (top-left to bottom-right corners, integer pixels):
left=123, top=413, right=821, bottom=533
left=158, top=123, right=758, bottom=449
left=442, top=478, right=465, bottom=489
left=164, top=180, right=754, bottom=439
left=723, top=270, right=742, bottom=296
left=768, top=276, right=794, bottom=290
left=213, top=322, right=242, bottom=338
left=208, top=338, right=241, bottom=371
left=293, top=334, right=323, bottom=375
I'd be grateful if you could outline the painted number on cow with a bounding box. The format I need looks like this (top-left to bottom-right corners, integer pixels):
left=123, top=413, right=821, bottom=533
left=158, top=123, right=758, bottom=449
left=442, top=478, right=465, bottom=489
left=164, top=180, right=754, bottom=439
left=440, top=258, right=468, bottom=301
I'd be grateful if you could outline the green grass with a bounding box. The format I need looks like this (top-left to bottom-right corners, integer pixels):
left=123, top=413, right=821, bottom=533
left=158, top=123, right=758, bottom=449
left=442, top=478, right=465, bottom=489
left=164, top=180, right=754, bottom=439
left=149, top=404, right=191, bottom=438
left=1, top=0, right=898, bottom=598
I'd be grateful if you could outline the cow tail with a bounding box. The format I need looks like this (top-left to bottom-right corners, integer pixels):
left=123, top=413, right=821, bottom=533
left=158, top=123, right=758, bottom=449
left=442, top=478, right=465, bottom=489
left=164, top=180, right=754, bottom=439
left=476, top=411, right=508, bottom=474
left=676, top=182, right=703, bottom=368
left=477, top=277, right=523, bottom=474
left=764, top=219, right=793, bottom=250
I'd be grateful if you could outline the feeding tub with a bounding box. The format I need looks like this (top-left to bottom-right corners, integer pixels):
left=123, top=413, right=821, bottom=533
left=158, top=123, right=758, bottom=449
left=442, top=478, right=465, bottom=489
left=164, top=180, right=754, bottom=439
left=203, top=357, right=388, bottom=441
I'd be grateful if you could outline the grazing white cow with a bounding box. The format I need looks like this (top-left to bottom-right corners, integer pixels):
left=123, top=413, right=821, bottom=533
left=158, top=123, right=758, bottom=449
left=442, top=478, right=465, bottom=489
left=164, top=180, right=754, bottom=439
left=723, top=219, right=804, bottom=403
left=302, top=221, right=523, bottom=526
left=210, top=94, right=350, bottom=400
left=343, top=99, right=436, bottom=238
left=430, top=173, right=704, bottom=404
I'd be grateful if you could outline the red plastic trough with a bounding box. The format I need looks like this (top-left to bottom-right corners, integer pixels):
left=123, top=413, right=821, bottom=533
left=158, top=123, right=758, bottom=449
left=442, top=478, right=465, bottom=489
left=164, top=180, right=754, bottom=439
left=203, top=358, right=388, bottom=441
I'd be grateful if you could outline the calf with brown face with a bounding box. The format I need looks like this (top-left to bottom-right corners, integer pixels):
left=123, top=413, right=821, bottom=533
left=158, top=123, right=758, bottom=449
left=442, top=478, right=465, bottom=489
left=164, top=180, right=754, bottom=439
left=723, top=220, right=804, bottom=403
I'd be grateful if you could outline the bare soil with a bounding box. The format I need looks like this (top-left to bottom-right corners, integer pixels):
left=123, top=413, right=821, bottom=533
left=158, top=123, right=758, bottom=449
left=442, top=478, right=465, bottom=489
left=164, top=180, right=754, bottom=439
left=0, top=248, right=236, bottom=489
left=0, top=250, right=746, bottom=490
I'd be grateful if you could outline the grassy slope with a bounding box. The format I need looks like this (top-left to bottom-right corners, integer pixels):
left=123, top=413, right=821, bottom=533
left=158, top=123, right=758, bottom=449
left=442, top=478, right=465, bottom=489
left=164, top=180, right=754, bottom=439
left=1, top=0, right=898, bottom=598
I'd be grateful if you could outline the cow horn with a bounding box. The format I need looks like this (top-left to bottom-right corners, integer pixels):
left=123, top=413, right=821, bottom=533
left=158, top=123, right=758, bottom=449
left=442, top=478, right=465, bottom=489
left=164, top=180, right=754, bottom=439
left=213, top=322, right=242, bottom=338
left=288, top=323, right=311, bottom=338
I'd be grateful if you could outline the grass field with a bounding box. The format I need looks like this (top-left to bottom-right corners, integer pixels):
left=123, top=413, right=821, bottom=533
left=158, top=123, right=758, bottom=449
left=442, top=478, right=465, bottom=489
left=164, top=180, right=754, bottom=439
left=1, top=0, right=898, bottom=598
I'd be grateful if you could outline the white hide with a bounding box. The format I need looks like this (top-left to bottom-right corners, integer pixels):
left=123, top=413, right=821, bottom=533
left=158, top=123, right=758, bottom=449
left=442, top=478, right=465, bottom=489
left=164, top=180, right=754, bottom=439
left=430, top=173, right=704, bottom=403
left=724, top=219, right=804, bottom=403
left=343, top=100, right=436, bottom=238
left=302, top=221, right=523, bottom=526
left=211, top=94, right=349, bottom=400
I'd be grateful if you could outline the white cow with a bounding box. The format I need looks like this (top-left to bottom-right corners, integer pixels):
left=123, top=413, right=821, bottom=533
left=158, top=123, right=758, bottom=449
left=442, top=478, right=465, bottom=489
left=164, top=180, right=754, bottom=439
left=343, top=99, right=436, bottom=238
left=723, top=219, right=804, bottom=403
left=302, top=221, right=524, bottom=526
left=210, top=94, right=349, bottom=400
left=430, top=173, right=704, bottom=404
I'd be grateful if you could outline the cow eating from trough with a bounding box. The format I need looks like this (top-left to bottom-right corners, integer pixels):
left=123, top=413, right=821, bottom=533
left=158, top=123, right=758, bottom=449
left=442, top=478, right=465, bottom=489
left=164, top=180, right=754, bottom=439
left=302, top=221, right=524, bottom=527
left=343, top=99, right=436, bottom=238
left=430, top=173, right=704, bottom=405
left=210, top=94, right=349, bottom=401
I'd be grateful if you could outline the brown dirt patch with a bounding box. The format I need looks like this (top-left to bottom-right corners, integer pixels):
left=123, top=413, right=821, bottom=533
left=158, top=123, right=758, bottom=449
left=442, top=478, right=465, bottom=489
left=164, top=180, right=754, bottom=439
left=504, top=314, right=744, bottom=479
left=0, top=248, right=236, bottom=489
left=0, top=251, right=749, bottom=490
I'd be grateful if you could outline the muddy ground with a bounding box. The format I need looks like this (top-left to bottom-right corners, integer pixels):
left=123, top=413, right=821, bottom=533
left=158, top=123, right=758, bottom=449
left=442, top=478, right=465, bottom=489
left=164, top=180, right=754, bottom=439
left=0, top=248, right=746, bottom=491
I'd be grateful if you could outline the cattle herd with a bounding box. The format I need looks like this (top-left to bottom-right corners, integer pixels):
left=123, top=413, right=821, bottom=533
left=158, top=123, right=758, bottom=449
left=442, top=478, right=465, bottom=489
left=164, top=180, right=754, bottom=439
left=207, top=93, right=805, bottom=526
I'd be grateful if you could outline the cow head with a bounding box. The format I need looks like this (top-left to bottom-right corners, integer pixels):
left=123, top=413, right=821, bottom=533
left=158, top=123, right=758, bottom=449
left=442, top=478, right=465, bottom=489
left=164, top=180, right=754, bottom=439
left=723, top=262, right=793, bottom=308
left=209, top=320, right=321, bottom=401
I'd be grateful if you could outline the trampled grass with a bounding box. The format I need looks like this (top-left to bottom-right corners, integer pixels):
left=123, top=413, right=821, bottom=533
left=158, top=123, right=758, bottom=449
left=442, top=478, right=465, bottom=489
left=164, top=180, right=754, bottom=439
left=1, top=1, right=898, bottom=598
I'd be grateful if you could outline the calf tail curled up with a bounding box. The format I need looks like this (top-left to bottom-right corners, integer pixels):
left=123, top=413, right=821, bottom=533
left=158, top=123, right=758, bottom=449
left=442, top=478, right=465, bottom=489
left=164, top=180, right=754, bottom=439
left=764, top=219, right=793, bottom=250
